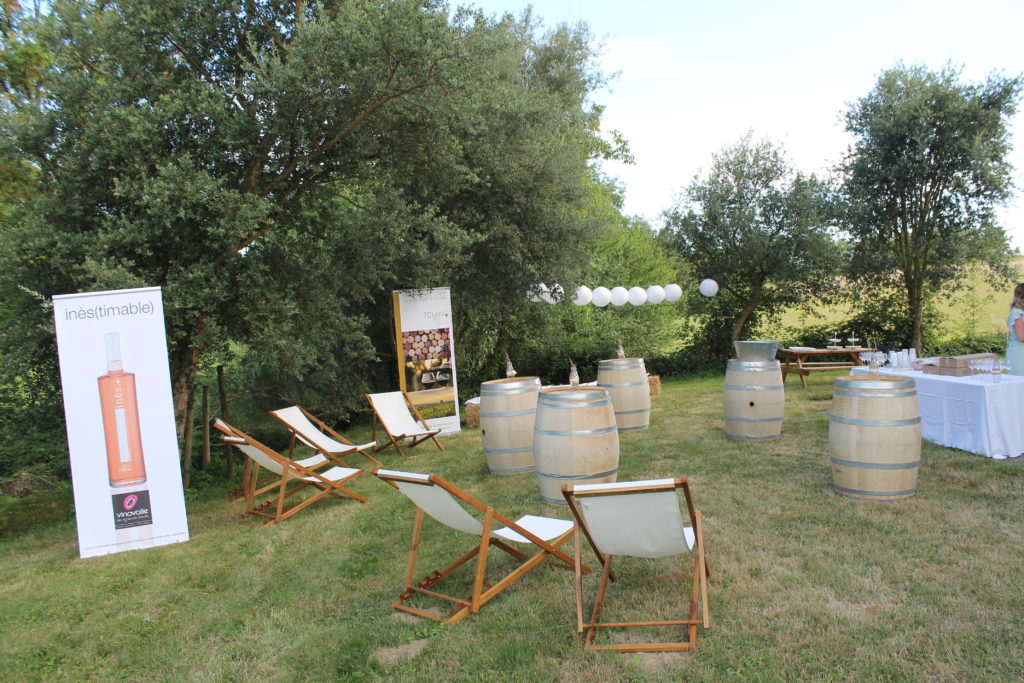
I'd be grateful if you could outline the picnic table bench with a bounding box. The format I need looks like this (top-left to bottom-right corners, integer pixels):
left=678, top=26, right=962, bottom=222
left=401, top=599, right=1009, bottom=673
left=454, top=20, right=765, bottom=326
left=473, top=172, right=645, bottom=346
left=780, top=347, right=874, bottom=388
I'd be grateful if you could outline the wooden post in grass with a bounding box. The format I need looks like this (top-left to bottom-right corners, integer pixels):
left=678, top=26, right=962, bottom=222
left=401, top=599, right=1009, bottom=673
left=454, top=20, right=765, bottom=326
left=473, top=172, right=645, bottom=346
left=201, top=385, right=210, bottom=471
left=181, top=385, right=195, bottom=489
left=217, top=365, right=234, bottom=480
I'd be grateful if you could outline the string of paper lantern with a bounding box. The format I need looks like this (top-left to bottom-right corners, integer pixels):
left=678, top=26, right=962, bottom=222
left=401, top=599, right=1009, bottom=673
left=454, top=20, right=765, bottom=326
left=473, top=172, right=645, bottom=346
left=530, top=280, right=718, bottom=306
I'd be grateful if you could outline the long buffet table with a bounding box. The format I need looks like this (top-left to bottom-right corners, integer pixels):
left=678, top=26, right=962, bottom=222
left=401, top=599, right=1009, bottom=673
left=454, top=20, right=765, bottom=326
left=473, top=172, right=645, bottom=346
left=850, top=367, right=1024, bottom=460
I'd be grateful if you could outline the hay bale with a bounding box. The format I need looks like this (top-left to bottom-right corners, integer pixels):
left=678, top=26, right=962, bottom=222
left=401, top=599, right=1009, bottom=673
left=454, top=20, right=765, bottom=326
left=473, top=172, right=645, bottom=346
left=648, top=375, right=661, bottom=397
left=465, top=402, right=480, bottom=428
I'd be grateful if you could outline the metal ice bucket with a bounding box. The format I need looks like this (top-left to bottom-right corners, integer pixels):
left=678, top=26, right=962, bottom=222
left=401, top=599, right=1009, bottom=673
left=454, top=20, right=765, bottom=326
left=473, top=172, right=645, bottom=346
left=733, top=340, right=779, bottom=361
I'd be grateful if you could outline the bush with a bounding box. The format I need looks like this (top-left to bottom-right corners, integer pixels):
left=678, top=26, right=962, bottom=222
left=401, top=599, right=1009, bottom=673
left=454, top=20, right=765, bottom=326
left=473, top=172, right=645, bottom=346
left=923, top=333, right=1007, bottom=357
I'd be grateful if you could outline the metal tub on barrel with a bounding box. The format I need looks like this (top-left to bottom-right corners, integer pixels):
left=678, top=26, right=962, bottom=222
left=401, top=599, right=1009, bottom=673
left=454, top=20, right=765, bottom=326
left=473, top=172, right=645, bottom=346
left=723, top=341, right=785, bottom=441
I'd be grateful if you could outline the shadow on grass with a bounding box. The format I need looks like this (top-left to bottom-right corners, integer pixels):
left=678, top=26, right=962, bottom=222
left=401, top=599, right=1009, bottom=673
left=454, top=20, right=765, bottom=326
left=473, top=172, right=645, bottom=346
left=0, top=483, right=74, bottom=539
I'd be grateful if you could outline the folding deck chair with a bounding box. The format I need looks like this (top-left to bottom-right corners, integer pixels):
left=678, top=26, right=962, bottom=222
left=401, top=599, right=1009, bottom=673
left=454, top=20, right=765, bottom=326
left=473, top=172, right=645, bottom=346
left=372, top=468, right=585, bottom=625
left=365, top=391, right=444, bottom=457
left=562, top=477, right=710, bottom=653
left=269, top=405, right=382, bottom=468
left=213, top=419, right=367, bottom=525
left=223, top=415, right=338, bottom=504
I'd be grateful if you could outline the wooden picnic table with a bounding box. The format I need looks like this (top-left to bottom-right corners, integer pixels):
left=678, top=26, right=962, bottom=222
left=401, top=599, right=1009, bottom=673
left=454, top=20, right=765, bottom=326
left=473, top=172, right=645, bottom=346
left=780, top=347, right=875, bottom=388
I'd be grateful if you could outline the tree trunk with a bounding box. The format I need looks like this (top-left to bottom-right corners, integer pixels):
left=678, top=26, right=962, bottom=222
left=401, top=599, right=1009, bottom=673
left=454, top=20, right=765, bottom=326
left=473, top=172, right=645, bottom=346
left=181, top=384, right=196, bottom=489
left=201, top=385, right=210, bottom=471
left=217, top=365, right=234, bottom=480
left=909, top=286, right=925, bottom=353
left=731, top=286, right=764, bottom=341
left=170, top=319, right=207, bottom=447
left=903, top=266, right=925, bottom=353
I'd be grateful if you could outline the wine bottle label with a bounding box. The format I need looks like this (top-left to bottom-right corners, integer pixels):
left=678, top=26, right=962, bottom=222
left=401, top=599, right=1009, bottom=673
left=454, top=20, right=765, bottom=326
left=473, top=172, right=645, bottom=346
left=115, top=407, right=131, bottom=463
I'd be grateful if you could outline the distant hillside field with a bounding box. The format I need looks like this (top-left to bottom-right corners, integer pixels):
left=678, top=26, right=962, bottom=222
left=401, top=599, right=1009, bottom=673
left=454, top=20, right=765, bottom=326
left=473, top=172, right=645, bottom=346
left=777, top=256, right=1024, bottom=340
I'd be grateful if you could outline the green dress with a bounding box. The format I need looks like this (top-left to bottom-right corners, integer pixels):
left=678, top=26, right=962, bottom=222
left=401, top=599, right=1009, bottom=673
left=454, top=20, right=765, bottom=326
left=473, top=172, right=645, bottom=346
left=1008, top=308, right=1024, bottom=375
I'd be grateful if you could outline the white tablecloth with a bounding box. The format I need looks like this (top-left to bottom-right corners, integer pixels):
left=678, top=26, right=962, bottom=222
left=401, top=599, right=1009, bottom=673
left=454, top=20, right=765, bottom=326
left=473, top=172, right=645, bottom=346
left=850, top=367, right=1024, bottom=459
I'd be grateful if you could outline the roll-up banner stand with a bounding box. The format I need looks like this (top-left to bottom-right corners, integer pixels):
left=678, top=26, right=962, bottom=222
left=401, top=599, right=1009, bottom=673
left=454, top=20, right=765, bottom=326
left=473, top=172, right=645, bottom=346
left=392, top=288, right=460, bottom=435
left=52, top=287, right=189, bottom=558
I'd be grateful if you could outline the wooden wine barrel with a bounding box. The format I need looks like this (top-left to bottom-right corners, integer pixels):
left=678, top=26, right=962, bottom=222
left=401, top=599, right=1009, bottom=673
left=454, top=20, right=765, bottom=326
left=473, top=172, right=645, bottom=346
left=533, top=387, right=619, bottom=504
left=829, top=375, right=921, bottom=501
left=597, top=358, right=651, bottom=432
left=479, top=376, right=541, bottom=475
left=723, top=360, right=785, bottom=440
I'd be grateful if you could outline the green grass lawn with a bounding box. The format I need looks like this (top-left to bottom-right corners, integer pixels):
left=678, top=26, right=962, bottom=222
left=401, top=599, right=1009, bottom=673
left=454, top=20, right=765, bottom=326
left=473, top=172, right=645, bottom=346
left=2, top=370, right=1022, bottom=681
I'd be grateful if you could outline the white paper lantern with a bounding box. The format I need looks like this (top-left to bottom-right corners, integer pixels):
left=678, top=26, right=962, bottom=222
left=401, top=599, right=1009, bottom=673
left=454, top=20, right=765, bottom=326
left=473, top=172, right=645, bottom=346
left=628, top=286, right=647, bottom=306
left=610, top=286, right=629, bottom=306
left=664, top=283, right=683, bottom=302
left=572, top=285, right=592, bottom=306
left=699, top=278, right=719, bottom=297
left=646, top=285, right=666, bottom=304
left=591, top=286, right=611, bottom=307
left=527, top=284, right=546, bottom=303
left=543, top=283, right=564, bottom=304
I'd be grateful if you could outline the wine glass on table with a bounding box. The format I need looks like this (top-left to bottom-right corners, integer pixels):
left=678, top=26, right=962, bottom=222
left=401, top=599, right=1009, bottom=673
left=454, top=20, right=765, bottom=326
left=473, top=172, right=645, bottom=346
left=981, top=358, right=994, bottom=382
left=990, top=359, right=1004, bottom=383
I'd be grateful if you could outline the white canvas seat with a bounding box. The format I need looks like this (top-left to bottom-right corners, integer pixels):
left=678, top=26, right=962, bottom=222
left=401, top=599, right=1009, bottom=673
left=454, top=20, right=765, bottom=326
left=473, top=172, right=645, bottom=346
left=562, top=477, right=710, bottom=653
left=226, top=447, right=330, bottom=505
left=365, top=391, right=444, bottom=456
left=213, top=419, right=367, bottom=525
left=372, top=468, right=585, bottom=625
left=269, top=405, right=381, bottom=468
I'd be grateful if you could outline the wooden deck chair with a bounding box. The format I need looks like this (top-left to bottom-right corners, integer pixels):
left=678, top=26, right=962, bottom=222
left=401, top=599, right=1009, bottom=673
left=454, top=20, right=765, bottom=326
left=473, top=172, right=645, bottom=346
left=269, top=405, right=382, bottom=468
left=372, top=468, right=585, bottom=625
left=212, top=419, right=367, bottom=525
left=222, top=415, right=337, bottom=504
left=365, top=391, right=444, bottom=456
left=562, top=477, right=710, bottom=653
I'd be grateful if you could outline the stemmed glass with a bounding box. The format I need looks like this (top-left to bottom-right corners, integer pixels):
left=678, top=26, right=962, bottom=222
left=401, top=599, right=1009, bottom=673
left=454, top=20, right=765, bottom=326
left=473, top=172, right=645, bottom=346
left=992, top=359, right=1008, bottom=383
left=870, top=351, right=885, bottom=375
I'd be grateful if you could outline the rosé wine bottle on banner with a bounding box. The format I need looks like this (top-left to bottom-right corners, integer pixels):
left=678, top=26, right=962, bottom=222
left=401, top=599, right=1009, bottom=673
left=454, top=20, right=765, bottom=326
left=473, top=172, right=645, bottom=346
left=98, top=332, right=147, bottom=488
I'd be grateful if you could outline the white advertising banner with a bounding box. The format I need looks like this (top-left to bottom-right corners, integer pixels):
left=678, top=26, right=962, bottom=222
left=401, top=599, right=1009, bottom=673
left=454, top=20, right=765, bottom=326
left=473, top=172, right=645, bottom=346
left=393, top=288, right=460, bottom=435
left=52, top=287, right=189, bottom=558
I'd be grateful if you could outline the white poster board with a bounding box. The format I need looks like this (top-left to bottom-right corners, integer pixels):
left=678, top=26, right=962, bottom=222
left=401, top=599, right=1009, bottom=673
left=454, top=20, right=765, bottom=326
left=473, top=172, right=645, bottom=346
left=52, top=287, right=189, bottom=558
left=393, top=288, right=461, bottom=435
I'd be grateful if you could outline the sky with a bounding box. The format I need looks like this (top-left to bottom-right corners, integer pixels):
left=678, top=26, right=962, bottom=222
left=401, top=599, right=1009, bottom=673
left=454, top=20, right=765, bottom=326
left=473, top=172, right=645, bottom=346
left=466, top=0, right=1024, bottom=250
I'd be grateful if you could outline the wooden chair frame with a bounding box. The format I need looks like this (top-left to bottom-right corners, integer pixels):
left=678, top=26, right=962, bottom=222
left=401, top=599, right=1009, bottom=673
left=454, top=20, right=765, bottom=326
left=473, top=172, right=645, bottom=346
left=372, top=468, right=587, bottom=625
left=226, top=433, right=334, bottom=505
left=213, top=419, right=367, bottom=525
left=562, top=477, right=710, bottom=653
left=365, top=391, right=444, bottom=457
left=269, top=405, right=382, bottom=468
left=220, top=416, right=334, bottom=506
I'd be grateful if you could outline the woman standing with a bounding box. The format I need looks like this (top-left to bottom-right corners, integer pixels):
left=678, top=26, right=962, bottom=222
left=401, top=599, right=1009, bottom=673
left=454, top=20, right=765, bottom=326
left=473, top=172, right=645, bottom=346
left=1008, top=283, right=1024, bottom=375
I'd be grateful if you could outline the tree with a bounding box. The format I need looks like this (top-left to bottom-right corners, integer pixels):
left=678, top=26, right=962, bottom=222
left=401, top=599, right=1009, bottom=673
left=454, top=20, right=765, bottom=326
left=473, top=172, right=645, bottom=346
left=461, top=176, right=683, bottom=385
left=662, top=134, right=840, bottom=357
left=0, top=0, right=614, bottom=458
left=840, top=64, right=1022, bottom=351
